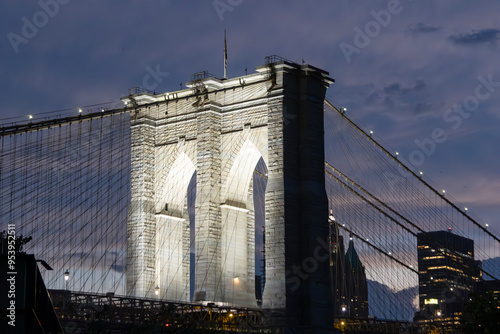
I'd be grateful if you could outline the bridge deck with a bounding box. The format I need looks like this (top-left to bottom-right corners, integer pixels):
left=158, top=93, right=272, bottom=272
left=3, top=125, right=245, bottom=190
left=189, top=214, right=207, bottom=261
left=49, top=290, right=271, bottom=332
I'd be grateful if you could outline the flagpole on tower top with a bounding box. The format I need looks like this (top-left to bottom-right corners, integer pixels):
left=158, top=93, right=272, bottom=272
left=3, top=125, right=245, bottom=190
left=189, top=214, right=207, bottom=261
left=224, top=30, right=227, bottom=79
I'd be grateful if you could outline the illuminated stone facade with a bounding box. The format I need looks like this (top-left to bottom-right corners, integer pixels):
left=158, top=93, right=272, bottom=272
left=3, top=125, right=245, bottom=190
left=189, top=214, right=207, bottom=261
left=125, top=58, right=334, bottom=331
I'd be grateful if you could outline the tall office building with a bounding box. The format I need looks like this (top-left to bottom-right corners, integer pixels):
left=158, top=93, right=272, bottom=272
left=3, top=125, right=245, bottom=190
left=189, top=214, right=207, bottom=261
left=416, top=230, right=478, bottom=324
left=329, top=216, right=346, bottom=316
left=329, top=214, right=369, bottom=319
left=345, top=236, right=369, bottom=318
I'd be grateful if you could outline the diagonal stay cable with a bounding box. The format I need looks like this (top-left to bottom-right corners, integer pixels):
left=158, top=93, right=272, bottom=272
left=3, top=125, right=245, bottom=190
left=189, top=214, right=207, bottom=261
left=325, top=99, right=500, bottom=244
left=325, top=163, right=499, bottom=281
left=334, top=219, right=417, bottom=274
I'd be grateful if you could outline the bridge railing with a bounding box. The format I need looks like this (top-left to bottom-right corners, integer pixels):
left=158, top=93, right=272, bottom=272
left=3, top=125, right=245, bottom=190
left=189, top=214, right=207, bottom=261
left=265, top=55, right=296, bottom=65
left=128, top=86, right=156, bottom=96
left=49, top=290, right=269, bottom=332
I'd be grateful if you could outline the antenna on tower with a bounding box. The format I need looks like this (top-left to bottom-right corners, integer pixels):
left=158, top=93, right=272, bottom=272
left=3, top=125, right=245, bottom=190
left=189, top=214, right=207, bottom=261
left=224, top=30, right=227, bottom=79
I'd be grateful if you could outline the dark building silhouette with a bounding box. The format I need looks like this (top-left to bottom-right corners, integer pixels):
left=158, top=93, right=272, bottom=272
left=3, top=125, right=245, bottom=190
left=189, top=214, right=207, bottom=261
left=329, top=213, right=369, bottom=319
left=255, top=275, right=262, bottom=306
left=476, top=279, right=500, bottom=307
left=1, top=235, right=63, bottom=334
left=344, top=236, right=369, bottom=318
left=415, top=230, right=478, bottom=325
left=329, top=215, right=346, bottom=316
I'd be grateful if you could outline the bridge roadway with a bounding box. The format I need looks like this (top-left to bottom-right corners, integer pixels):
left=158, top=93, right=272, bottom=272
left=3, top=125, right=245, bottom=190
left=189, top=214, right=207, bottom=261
left=49, top=290, right=421, bottom=333
left=49, top=289, right=270, bottom=333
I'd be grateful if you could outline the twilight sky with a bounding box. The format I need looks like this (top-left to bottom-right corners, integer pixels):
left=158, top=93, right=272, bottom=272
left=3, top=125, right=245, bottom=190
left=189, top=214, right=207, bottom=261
left=1, top=1, right=499, bottom=233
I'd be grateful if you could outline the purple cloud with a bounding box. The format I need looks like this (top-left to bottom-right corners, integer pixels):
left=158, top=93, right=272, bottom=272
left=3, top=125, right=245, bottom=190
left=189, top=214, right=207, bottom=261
left=449, top=29, right=500, bottom=45
left=407, top=22, right=441, bottom=34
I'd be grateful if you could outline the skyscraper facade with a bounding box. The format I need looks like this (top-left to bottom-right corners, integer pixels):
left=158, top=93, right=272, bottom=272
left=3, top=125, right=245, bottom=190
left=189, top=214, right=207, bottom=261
left=345, top=237, right=369, bottom=318
left=416, top=230, right=478, bottom=324
left=329, top=216, right=369, bottom=319
left=329, top=216, right=346, bottom=316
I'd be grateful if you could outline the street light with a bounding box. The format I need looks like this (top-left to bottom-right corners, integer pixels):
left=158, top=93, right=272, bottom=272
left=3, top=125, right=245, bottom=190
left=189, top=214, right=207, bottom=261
left=155, top=286, right=160, bottom=296
left=64, top=270, right=70, bottom=290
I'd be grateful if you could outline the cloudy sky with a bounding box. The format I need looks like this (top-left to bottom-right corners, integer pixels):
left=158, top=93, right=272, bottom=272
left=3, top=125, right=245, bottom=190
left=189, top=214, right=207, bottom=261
left=1, top=1, right=499, bottom=233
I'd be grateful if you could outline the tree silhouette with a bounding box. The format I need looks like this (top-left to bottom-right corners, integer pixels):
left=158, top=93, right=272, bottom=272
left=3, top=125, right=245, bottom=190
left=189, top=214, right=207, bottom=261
left=0, top=230, right=32, bottom=254
left=461, top=290, right=500, bottom=334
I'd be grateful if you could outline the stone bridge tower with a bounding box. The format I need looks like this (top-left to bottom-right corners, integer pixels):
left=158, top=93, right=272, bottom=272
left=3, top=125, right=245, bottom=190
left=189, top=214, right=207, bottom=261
left=125, top=57, right=334, bottom=331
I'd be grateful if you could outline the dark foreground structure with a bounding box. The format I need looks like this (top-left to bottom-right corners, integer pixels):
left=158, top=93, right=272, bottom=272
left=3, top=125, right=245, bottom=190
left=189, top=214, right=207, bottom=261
left=0, top=253, right=63, bottom=334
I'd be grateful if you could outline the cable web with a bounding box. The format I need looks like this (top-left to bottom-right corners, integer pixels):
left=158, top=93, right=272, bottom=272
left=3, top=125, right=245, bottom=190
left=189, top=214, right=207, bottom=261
left=0, top=113, right=131, bottom=294
left=1, top=95, right=498, bottom=325
left=324, top=100, right=499, bottom=322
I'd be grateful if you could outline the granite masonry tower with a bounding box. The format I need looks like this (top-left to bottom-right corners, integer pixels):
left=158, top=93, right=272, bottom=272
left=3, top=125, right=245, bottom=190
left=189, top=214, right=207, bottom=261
left=125, top=57, right=334, bottom=332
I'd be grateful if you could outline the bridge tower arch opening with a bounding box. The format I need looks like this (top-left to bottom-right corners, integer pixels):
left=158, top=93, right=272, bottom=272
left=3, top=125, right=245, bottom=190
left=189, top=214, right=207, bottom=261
left=219, top=138, right=268, bottom=306
left=155, top=151, right=195, bottom=301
